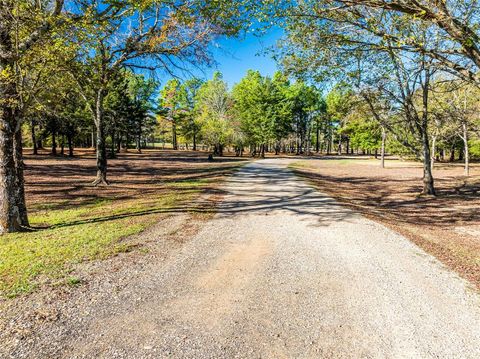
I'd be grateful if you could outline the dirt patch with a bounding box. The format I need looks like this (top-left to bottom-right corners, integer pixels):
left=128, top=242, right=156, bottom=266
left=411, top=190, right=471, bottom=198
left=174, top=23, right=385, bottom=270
left=292, top=156, right=480, bottom=289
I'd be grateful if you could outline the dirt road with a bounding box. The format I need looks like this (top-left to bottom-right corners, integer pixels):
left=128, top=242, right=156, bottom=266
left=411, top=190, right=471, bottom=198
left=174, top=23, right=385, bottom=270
left=3, top=159, right=480, bottom=358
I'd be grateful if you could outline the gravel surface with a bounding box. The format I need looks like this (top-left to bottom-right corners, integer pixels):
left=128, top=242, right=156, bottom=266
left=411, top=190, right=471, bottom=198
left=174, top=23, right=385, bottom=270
left=2, top=158, right=480, bottom=358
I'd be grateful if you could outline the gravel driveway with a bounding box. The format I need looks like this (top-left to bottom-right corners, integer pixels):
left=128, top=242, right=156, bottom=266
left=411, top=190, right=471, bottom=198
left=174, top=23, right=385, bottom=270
left=2, top=158, right=480, bottom=358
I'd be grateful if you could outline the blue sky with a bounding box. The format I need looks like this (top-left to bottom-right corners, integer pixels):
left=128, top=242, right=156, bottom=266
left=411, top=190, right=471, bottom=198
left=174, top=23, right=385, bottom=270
left=153, top=28, right=284, bottom=90
left=206, top=28, right=283, bottom=86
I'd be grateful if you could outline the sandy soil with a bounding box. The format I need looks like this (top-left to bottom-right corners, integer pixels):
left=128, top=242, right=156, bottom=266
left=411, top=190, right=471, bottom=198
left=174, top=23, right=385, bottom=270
left=2, top=159, right=479, bottom=358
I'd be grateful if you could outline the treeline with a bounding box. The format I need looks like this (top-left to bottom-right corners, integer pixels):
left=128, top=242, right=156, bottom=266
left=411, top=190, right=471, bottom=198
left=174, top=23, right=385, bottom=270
left=27, top=70, right=158, bottom=157
left=158, top=71, right=326, bottom=157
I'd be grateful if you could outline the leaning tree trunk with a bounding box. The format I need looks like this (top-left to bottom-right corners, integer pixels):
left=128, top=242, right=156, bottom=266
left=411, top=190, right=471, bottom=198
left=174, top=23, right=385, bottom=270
left=93, top=88, right=108, bottom=186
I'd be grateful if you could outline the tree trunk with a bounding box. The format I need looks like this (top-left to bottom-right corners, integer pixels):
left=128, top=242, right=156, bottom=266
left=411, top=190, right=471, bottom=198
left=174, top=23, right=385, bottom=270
left=380, top=127, right=386, bottom=169
left=14, top=126, right=29, bottom=227
left=110, top=131, right=116, bottom=159
left=31, top=120, right=38, bottom=155
left=51, top=130, right=57, bottom=156
left=172, top=121, right=178, bottom=150
left=459, top=146, right=464, bottom=161
left=60, top=135, right=65, bottom=156
left=91, top=127, right=95, bottom=149
left=462, top=123, right=470, bottom=176
left=117, top=137, right=121, bottom=153
left=431, top=134, right=437, bottom=171
left=449, top=146, right=455, bottom=162
left=0, top=118, right=22, bottom=233
left=93, top=88, right=108, bottom=186
left=193, top=131, right=197, bottom=151
left=260, top=144, right=266, bottom=158
left=67, top=133, right=74, bottom=157
left=36, top=124, right=43, bottom=150
left=421, top=127, right=435, bottom=196
left=0, top=53, right=24, bottom=232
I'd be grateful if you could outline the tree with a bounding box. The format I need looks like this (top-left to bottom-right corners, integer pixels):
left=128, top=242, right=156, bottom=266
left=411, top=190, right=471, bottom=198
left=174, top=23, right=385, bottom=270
left=326, top=85, right=354, bottom=155
left=233, top=70, right=277, bottom=157
left=0, top=0, right=67, bottom=233
left=196, top=72, right=233, bottom=156
left=178, top=78, right=204, bottom=150
left=159, top=79, right=182, bottom=150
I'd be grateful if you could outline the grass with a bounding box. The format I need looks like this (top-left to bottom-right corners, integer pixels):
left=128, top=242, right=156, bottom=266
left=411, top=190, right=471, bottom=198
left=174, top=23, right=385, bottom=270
left=0, top=183, right=202, bottom=298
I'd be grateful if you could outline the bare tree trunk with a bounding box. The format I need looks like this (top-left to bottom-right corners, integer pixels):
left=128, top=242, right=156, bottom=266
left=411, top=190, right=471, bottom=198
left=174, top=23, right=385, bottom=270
left=93, top=88, right=108, bottom=186
left=430, top=134, right=437, bottom=171
left=91, top=126, right=95, bottom=149
left=380, top=127, right=386, bottom=169
left=420, top=121, right=435, bottom=195
left=462, top=122, right=470, bottom=176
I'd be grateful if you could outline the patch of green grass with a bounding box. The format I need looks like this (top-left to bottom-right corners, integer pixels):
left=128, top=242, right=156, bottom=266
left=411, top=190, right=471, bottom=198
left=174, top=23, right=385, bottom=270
left=66, top=277, right=82, bottom=287
left=0, top=184, right=202, bottom=298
